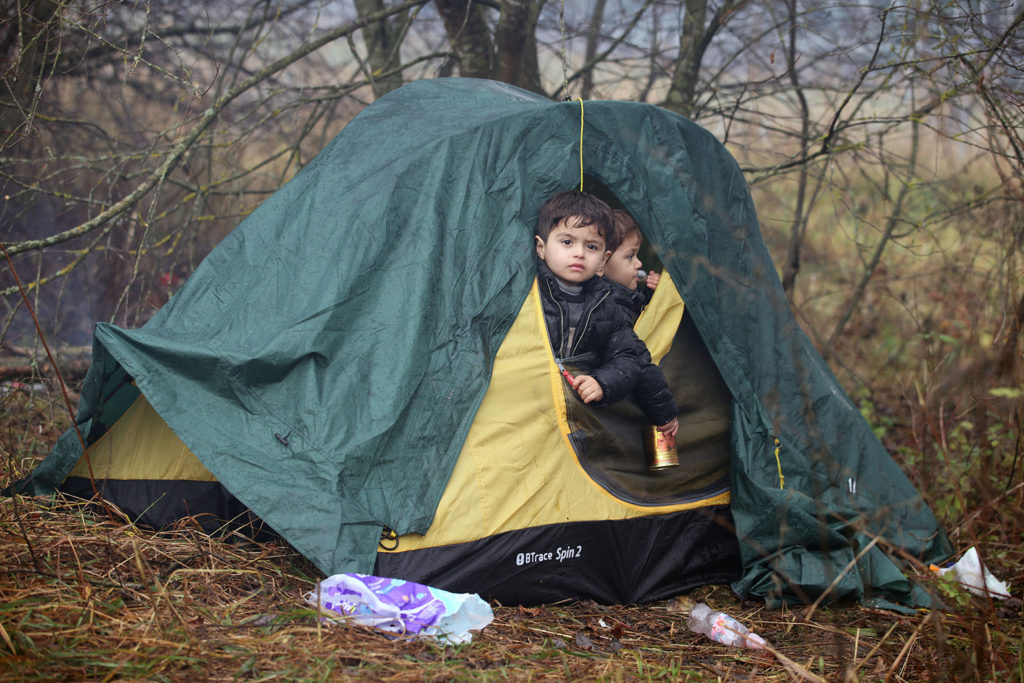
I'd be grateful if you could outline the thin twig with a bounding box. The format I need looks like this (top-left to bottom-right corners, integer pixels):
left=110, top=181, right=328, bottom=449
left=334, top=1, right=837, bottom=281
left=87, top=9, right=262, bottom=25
left=5, top=0, right=430, bottom=257
left=804, top=535, right=881, bottom=622
left=0, top=241, right=95, bottom=491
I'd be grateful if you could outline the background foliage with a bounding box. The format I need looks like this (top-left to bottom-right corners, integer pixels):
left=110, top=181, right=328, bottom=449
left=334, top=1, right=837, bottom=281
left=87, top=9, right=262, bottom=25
left=1, top=1, right=1022, bottom=677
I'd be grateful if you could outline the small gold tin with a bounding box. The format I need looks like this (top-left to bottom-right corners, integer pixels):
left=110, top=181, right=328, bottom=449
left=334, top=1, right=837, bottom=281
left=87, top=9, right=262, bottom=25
left=644, top=425, right=678, bottom=469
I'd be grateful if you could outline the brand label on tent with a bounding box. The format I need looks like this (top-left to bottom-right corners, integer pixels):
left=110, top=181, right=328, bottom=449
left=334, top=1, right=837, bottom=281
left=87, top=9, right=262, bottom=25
left=516, top=544, right=583, bottom=566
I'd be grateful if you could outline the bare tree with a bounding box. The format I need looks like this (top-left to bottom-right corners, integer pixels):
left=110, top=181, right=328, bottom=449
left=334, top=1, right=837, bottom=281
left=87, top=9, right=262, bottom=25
left=433, top=0, right=545, bottom=94
left=578, top=0, right=608, bottom=99
left=433, top=0, right=496, bottom=78
left=354, top=0, right=417, bottom=96
left=1, top=1, right=433, bottom=344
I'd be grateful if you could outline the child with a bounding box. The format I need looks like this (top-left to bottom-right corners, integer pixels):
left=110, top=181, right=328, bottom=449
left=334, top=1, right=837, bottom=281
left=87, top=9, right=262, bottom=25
left=534, top=190, right=677, bottom=437
left=600, top=209, right=679, bottom=436
left=602, top=209, right=660, bottom=316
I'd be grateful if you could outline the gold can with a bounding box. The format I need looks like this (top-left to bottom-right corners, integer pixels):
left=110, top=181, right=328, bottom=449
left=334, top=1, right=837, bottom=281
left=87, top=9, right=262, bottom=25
left=644, top=425, right=678, bottom=469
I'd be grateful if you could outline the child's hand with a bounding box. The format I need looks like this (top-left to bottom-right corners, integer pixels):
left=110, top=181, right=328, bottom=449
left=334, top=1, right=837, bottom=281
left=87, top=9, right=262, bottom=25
left=572, top=375, right=604, bottom=404
left=657, top=417, right=678, bottom=438
left=646, top=271, right=660, bottom=290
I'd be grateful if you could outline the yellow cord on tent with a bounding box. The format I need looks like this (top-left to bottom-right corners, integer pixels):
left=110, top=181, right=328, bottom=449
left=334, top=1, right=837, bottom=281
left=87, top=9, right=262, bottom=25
left=557, top=0, right=583, bottom=191
left=774, top=437, right=785, bottom=489
left=573, top=96, right=584, bottom=190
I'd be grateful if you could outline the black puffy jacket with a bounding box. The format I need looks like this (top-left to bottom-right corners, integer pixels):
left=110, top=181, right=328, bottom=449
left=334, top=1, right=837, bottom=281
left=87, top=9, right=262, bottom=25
left=607, top=279, right=679, bottom=426
left=536, top=261, right=644, bottom=405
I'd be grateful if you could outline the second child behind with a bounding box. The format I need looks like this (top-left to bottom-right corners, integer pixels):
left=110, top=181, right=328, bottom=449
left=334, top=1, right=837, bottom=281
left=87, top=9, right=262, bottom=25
left=535, top=191, right=676, bottom=438
left=603, top=209, right=660, bottom=316
left=600, top=209, right=679, bottom=436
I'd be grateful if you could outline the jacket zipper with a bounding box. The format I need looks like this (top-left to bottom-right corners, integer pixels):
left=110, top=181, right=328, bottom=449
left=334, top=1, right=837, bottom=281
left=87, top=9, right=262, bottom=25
left=544, top=276, right=610, bottom=359
left=544, top=278, right=568, bottom=358
left=570, top=290, right=610, bottom=356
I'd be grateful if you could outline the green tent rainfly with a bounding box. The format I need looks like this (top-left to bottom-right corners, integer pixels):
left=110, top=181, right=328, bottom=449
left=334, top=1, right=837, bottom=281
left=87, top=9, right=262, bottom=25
left=15, top=78, right=951, bottom=609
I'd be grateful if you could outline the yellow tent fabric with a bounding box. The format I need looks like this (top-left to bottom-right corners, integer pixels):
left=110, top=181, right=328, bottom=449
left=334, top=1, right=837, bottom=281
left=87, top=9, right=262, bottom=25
left=385, top=274, right=726, bottom=554
left=71, top=271, right=726, bottom=553
left=69, top=392, right=215, bottom=482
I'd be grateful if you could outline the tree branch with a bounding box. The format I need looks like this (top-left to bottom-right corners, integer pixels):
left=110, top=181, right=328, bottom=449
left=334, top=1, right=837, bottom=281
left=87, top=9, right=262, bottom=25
left=2, top=0, right=430, bottom=257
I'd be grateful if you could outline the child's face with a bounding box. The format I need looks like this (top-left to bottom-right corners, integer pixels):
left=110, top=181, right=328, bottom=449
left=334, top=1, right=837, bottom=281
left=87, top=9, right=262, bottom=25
left=601, top=232, right=643, bottom=290
left=535, top=217, right=610, bottom=287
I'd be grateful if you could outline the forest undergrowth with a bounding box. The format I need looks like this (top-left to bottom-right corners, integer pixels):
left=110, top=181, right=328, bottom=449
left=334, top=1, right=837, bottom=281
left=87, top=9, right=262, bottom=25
left=3, top=172, right=1023, bottom=677
left=3, top=1, right=1024, bottom=678
left=1, top=335, right=1022, bottom=680
left=3, top=194, right=1023, bottom=679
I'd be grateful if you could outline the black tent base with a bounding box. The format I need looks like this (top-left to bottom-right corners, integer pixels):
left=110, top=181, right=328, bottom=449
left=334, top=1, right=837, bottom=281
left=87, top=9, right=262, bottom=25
left=60, top=476, right=277, bottom=543
left=375, top=505, right=742, bottom=606
left=58, top=474, right=741, bottom=605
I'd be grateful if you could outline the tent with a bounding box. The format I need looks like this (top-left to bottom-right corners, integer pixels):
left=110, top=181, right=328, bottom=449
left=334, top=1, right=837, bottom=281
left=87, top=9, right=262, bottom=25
left=13, top=77, right=951, bottom=608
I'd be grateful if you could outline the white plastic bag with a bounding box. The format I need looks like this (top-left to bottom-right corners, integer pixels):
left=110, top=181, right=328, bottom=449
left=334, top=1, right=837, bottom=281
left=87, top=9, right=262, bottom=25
left=932, top=546, right=1011, bottom=599
left=308, top=573, right=494, bottom=644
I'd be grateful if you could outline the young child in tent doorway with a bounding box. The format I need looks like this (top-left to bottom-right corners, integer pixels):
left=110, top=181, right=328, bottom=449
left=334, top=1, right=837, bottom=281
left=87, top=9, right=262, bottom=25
left=534, top=190, right=678, bottom=437
left=599, top=208, right=678, bottom=436
left=602, top=209, right=661, bottom=316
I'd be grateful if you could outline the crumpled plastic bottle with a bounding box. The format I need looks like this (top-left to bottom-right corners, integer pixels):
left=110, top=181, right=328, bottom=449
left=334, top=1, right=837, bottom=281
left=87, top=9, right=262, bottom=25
left=686, top=602, right=767, bottom=649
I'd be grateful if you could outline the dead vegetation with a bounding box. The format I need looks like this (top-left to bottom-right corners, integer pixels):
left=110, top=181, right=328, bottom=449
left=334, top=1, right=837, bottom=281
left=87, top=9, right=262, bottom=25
left=2, top=385, right=1021, bottom=682
left=3, top=3, right=1023, bottom=678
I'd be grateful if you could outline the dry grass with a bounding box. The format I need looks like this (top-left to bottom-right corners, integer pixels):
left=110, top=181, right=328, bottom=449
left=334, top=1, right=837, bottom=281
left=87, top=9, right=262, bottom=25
left=2, top=373, right=1022, bottom=681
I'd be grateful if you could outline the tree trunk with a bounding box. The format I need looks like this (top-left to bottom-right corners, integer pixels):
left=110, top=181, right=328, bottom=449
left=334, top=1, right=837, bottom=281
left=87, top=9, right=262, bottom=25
left=433, top=0, right=495, bottom=79
left=0, top=0, right=61, bottom=152
left=354, top=0, right=408, bottom=97
left=780, top=0, right=811, bottom=297
left=662, top=0, right=748, bottom=116
left=496, top=0, right=545, bottom=95
left=579, top=0, right=608, bottom=99
left=662, top=0, right=707, bottom=116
